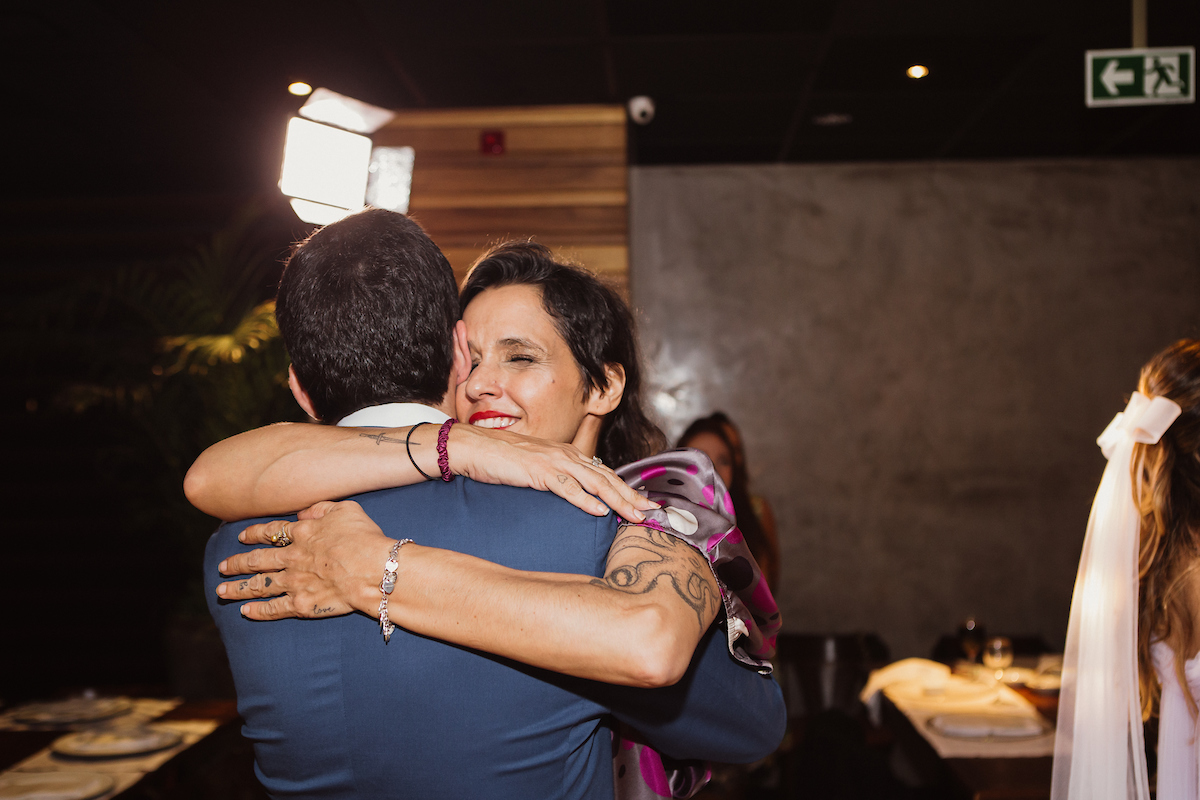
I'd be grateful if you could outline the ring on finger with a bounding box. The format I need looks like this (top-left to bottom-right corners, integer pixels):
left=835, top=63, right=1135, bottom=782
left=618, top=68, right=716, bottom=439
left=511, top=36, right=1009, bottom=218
left=271, top=521, right=293, bottom=547
left=591, top=456, right=603, bottom=467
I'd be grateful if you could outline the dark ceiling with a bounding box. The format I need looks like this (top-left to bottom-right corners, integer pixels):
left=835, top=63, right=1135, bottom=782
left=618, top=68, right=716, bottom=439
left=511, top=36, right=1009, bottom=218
left=4, top=0, right=1198, bottom=202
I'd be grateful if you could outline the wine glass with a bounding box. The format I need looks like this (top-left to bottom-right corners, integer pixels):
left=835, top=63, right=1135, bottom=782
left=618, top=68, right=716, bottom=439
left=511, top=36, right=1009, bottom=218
left=957, top=617, right=985, bottom=664
left=983, top=636, right=1014, bottom=682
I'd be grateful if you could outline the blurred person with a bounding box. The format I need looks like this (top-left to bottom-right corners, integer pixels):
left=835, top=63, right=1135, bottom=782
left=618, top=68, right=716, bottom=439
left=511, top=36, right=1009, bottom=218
left=192, top=223, right=784, bottom=799
left=1052, top=339, right=1200, bottom=800
left=678, top=413, right=781, bottom=588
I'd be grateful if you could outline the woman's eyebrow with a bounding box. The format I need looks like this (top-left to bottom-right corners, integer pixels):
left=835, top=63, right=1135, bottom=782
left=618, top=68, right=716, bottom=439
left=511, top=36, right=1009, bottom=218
left=499, top=337, right=548, bottom=355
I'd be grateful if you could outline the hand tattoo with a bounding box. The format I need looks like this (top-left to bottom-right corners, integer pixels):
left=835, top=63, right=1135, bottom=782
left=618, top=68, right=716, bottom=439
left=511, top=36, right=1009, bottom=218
left=313, top=605, right=335, bottom=616
left=264, top=576, right=273, bottom=587
left=590, top=528, right=720, bottom=630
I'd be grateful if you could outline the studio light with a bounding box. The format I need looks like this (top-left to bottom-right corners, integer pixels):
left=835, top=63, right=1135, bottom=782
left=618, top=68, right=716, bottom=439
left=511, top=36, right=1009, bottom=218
left=366, top=146, right=415, bottom=214
left=279, top=117, right=372, bottom=225
left=288, top=82, right=313, bottom=96
left=299, top=88, right=395, bottom=135
left=279, top=88, right=412, bottom=225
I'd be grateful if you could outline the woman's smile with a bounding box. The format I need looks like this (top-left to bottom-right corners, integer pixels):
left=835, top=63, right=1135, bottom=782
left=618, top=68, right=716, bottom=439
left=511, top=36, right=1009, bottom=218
left=468, top=410, right=520, bottom=430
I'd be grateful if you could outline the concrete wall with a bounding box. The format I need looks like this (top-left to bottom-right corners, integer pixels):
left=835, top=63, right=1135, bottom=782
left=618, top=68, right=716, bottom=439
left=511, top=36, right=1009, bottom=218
left=629, top=159, right=1200, bottom=658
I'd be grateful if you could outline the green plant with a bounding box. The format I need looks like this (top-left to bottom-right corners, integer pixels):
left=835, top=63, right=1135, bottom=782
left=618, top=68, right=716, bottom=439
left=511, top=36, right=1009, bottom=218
left=27, top=208, right=303, bottom=613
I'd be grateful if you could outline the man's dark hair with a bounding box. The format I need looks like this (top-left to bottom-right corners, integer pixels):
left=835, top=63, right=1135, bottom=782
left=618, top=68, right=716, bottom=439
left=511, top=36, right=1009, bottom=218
left=275, top=208, right=459, bottom=422
left=460, top=241, right=665, bottom=467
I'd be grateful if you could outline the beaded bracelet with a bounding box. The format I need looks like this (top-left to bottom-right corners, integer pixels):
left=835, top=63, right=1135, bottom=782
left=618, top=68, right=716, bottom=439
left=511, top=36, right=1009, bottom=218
left=378, top=538, right=414, bottom=643
left=436, top=418, right=455, bottom=481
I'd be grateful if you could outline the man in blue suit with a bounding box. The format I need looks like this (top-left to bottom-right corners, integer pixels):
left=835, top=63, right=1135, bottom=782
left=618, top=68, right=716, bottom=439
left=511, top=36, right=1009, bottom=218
left=203, top=209, right=785, bottom=798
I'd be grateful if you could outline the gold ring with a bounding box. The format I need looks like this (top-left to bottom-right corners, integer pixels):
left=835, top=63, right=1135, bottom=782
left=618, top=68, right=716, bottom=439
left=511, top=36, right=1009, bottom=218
left=272, top=522, right=293, bottom=547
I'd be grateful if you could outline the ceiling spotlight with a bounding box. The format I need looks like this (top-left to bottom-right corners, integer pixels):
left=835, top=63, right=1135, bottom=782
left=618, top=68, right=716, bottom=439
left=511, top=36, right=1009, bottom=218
left=813, top=112, right=853, bottom=126
left=288, top=81, right=313, bottom=96
left=906, top=65, right=929, bottom=79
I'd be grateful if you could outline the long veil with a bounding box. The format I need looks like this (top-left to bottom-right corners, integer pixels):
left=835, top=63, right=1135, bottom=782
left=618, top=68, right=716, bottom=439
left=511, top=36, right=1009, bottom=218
left=1051, top=392, right=1180, bottom=800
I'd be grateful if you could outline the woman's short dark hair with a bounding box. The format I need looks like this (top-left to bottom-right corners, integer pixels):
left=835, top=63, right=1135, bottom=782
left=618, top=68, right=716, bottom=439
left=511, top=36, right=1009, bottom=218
left=460, top=241, right=665, bottom=467
left=276, top=209, right=459, bottom=422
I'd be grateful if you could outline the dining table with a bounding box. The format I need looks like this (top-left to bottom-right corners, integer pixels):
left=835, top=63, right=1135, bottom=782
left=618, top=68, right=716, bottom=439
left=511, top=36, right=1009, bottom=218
left=0, top=695, right=263, bottom=800
left=864, top=658, right=1060, bottom=800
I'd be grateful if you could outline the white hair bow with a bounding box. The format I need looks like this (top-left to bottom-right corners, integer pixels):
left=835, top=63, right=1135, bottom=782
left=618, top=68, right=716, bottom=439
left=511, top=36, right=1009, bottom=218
left=1097, top=392, right=1181, bottom=460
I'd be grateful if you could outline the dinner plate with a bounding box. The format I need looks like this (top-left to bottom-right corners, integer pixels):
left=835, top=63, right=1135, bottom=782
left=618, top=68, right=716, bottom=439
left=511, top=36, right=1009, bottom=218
left=886, top=675, right=999, bottom=704
left=51, top=726, right=182, bottom=758
left=927, top=712, right=1052, bottom=741
left=0, top=772, right=114, bottom=800
left=12, top=698, right=132, bottom=726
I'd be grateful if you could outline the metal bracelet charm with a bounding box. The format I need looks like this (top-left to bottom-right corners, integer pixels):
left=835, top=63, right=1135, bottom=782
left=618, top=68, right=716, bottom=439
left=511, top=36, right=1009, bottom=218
left=378, top=538, right=414, bottom=643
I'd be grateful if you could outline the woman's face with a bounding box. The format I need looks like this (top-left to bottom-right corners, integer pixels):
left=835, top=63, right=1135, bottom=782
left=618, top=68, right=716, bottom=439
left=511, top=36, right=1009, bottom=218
left=684, top=431, right=734, bottom=488
left=456, top=284, right=594, bottom=445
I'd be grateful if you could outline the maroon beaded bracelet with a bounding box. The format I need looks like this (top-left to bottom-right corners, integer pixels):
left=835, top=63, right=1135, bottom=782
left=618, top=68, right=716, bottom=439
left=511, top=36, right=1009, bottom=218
left=436, top=418, right=455, bottom=481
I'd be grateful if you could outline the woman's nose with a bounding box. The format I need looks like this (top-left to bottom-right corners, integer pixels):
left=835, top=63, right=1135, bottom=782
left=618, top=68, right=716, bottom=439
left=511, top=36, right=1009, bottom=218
left=464, top=360, right=500, bottom=400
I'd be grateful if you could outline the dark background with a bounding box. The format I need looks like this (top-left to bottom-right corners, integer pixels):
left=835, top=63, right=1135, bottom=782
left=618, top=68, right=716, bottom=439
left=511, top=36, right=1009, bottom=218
left=3, top=0, right=1197, bottom=697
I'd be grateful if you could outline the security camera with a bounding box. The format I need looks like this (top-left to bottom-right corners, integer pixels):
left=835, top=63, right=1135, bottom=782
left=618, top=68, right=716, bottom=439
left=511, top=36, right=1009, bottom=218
left=627, top=96, right=655, bottom=125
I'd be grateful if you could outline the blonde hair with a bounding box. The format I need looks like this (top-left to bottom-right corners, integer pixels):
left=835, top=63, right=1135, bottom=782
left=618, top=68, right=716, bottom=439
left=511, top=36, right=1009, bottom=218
left=1136, top=339, right=1200, bottom=720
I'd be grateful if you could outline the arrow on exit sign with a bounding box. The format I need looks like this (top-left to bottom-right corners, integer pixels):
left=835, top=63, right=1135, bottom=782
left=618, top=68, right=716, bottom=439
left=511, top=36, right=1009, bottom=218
left=1086, top=47, right=1195, bottom=107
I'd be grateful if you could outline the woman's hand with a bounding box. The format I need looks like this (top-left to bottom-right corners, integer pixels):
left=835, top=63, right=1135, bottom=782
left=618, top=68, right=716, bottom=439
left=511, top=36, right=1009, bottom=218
left=216, top=501, right=390, bottom=620
left=447, top=424, right=657, bottom=522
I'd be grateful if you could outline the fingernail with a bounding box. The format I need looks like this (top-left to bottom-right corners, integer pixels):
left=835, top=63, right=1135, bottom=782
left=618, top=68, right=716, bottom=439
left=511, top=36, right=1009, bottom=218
left=238, top=531, right=246, bottom=543
left=240, top=606, right=248, bottom=617
left=647, top=500, right=661, bottom=509
left=599, top=505, right=611, bottom=516
left=216, top=584, right=227, bottom=597
left=218, top=560, right=228, bottom=573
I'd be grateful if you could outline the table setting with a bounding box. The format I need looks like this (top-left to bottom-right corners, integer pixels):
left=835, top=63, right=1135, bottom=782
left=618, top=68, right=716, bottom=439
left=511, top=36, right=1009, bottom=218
left=861, top=644, right=1061, bottom=760
left=0, top=695, right=221, bottom=800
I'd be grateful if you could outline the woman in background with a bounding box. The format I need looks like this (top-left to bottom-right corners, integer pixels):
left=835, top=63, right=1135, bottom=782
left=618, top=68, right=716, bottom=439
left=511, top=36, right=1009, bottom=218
left=1052, top=339, right=1200, bottom=800
left=677, top=413, right=780, bottom=588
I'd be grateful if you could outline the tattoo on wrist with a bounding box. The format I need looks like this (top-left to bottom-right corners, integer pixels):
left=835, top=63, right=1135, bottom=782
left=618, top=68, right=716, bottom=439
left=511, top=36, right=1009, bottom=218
left=589, top=529, right=719, bottom=629
left=313, top=605, right=335, bottom=616
left=361, top=431, right=410, bottom=446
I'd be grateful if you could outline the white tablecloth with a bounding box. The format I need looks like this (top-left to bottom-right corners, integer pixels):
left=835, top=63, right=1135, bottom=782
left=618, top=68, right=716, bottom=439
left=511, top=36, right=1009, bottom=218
left=864, top=658, right=1056, bottom=759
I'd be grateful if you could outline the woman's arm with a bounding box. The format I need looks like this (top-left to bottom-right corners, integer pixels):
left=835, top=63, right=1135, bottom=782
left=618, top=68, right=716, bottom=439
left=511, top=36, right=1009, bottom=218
left=215, top=500, right=722, bottom=687
left=185, top=421, right=652, bottom=522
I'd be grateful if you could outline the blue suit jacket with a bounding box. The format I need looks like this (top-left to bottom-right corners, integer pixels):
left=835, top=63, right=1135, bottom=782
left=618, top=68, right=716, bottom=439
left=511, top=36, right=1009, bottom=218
left=205, top=478, right=785, bottom=799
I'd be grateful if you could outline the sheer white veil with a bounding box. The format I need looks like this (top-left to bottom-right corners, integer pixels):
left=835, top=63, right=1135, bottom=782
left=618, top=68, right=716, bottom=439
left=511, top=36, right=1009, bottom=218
left=1051, top=391, right=1181, bottom=800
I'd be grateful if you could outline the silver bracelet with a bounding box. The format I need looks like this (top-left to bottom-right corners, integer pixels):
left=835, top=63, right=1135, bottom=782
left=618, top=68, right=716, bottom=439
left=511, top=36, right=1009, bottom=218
left=378, top=538, right=414, bottom=643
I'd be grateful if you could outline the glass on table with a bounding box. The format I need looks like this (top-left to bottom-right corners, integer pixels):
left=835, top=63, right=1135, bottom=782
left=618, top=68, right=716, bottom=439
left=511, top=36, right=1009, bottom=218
left=982, top=636, right=1014, bottom=681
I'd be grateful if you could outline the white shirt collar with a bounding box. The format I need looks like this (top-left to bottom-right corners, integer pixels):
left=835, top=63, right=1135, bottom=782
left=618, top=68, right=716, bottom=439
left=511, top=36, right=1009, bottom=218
left=336, top=402, right=451, bottom=429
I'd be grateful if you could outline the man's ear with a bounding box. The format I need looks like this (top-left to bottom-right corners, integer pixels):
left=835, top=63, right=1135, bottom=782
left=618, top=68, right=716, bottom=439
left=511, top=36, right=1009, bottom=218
left=288, top=365, right=321, bottom=422
left=586, top=363, right=626, bottom=417
left=452, top=320, right=471, bottom=385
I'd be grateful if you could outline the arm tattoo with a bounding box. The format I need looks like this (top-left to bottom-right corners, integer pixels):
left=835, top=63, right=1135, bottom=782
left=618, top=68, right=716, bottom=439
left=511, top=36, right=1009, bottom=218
left=589, top=528, right=720, bottom=630
left=360, top=431, right=409, bottom=446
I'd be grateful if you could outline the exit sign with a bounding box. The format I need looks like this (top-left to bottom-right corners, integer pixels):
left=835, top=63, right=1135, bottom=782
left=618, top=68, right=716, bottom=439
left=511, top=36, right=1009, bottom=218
left=1086, top=47, right=1195, bottom=107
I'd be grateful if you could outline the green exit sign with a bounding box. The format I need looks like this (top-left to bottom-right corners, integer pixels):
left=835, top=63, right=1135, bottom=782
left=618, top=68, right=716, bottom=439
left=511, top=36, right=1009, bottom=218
left=1086, top=47, right=1195, bottom=107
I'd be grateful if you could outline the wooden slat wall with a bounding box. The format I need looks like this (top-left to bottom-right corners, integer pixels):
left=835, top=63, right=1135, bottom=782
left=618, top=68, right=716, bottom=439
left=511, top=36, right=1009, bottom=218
left=373, top=105, right=628, bottom=293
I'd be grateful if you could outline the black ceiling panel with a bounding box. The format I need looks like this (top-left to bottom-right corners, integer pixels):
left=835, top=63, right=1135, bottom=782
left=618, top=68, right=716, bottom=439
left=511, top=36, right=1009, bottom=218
left=2, top=0, right=1198, bottom=202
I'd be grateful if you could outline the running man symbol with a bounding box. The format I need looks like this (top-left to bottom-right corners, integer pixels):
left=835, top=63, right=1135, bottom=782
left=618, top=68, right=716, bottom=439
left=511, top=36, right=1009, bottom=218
left=1145, top=55, right=1184, bottom=97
